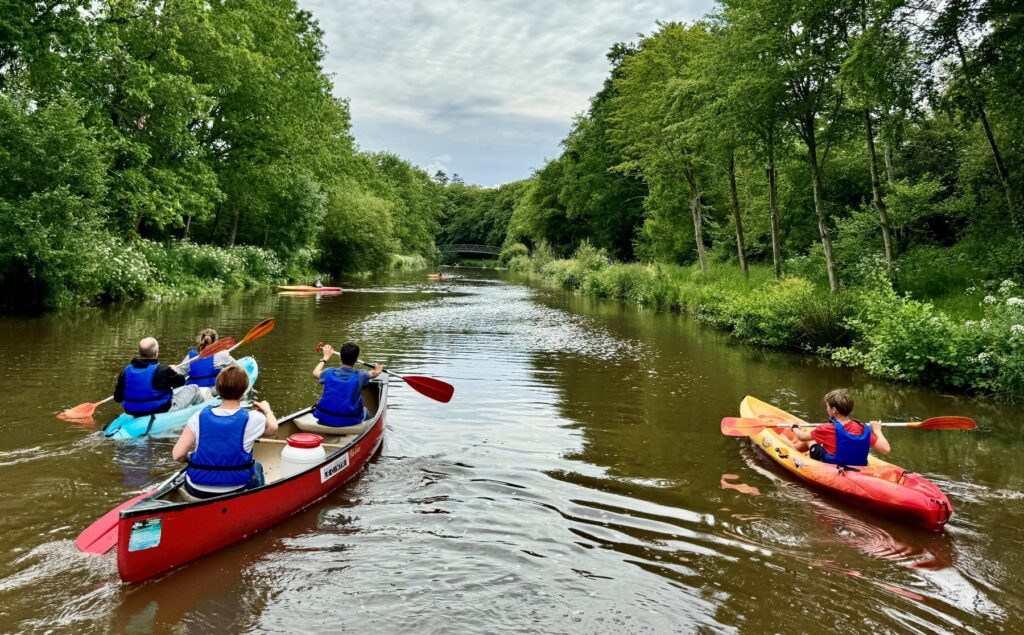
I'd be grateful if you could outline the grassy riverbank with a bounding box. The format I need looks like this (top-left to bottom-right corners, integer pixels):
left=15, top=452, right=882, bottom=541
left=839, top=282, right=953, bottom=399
left=512, top=243, right=1024, bottom=401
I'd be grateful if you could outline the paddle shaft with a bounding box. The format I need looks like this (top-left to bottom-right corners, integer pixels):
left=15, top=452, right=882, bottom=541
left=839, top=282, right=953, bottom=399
left=720, top=415, right=976, bottom=437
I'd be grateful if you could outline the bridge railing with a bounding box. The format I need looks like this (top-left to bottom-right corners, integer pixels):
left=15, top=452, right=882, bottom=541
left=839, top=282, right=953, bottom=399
left=437, top=244, right=502, bottom=255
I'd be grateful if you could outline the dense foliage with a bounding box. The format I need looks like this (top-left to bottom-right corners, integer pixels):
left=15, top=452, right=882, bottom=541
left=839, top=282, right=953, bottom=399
left=440, top=0, right=1024, bottom=397
left=0, top=0, right=442, bottom=311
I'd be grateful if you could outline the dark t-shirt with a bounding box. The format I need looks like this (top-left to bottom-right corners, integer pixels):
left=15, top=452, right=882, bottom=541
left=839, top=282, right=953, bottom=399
left=114, top=358, right=187, bottom=405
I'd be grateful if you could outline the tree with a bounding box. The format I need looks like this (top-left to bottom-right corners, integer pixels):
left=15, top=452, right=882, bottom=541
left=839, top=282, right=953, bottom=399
left=721, top=0, right=857, bottom=292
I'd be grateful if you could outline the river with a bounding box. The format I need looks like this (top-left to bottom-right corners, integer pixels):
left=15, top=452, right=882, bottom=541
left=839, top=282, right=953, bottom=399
left=0, top=269, right=1021, bottom=633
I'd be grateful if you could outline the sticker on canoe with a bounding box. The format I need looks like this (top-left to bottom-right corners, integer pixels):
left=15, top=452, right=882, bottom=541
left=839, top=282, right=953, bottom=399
left=320, top=452, right=350, bottom=483
left=128, top=518, right=162, bottom=552
left=761, top=437, right=773, bottom=448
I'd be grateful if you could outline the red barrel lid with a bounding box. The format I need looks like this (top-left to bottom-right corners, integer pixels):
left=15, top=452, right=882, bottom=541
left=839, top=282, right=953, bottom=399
left=287, top=433, right=323, bottom=448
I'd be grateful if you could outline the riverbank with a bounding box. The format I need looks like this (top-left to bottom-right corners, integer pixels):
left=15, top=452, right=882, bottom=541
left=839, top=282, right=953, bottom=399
left=511, top=244, right=1024, bottom=401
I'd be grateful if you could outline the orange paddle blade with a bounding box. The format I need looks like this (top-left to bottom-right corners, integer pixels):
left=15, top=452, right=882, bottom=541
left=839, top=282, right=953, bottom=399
left=237, top=317, right=275, bottom=347
left=908, top=416, right=977, bottom=430
left=59, top=402, right=102, bottom=420
left=720, top=417, right=779, bottom=437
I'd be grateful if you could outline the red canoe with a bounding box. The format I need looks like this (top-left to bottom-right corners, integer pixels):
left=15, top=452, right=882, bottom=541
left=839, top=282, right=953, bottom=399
left=115, top=378, right=388, bottom=582
left=739, top=396, right=953, bottom=531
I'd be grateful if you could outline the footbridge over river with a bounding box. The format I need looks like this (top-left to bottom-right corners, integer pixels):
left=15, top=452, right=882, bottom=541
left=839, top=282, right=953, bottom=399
left=437, top=244, right=502, bottom=256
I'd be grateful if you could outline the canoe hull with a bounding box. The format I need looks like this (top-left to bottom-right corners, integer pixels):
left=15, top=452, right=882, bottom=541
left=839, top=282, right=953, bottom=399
left=116, top=381, right=387, bottom=583
left=277, top=285, right=343, bottom=293
left=740, top=396, right=952, bottom=531
left=104, top=357, right=258, bottom=440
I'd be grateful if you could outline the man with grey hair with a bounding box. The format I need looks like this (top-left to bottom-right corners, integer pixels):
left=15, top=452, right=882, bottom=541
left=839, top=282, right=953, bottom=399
left=114, top=337, right=204, bottom=416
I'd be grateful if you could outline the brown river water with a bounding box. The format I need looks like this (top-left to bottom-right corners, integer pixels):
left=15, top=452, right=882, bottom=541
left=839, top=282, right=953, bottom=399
left=0, top=269, right=1022, bottom=633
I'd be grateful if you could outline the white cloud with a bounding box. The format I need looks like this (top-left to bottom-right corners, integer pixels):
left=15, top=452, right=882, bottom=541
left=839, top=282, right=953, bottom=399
left=300, top=0, right=715, bottom=184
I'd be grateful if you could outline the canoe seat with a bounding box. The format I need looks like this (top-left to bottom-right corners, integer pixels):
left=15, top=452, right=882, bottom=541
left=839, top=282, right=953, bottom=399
left=294, top=413, right=372, bottom=436
left=176, top=485, right=206, bottom=503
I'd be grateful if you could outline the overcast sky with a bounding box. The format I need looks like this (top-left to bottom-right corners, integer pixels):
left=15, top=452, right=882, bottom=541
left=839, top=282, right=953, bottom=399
left=298, top=1, right=715, bottom=186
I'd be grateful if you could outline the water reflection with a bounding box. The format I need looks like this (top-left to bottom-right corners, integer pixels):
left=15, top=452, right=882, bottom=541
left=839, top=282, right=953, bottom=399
left=0, top=270, right=1022, bottom=632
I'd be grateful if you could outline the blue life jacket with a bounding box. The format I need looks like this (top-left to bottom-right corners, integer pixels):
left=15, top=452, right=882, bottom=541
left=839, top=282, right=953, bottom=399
left=185, top=347, right=219, bottom=387
left=822, top=417, right=871, bottom=467
left=314, top=368, right=366, bottom=427
left=123, top=362, right=173, bottom=416
left=186, top=407, right=254, bottom=488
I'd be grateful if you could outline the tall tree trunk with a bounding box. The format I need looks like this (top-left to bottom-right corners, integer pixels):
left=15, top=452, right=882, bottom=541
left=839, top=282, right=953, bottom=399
left=767, top=158, right=782, bottom=280
left=955, top=36, right=1016, bottom=223
left=133, top=210, right=144, bottom=234
left=683, top=168, right=708, bottom=273
left=883, top=142, right=896, bottom=183
left=182, top=214, right=192, bottom=240
left=865, top=109, right=895, bottom=276
left=262, top=225, right=269, bottom=248
left=208, top=203, right=222, bottom=244
left=728, top=151, right=748, bottom=277
left=807, top=139, right=839, bottom=293
left=229, top=208, right=240, bottom=247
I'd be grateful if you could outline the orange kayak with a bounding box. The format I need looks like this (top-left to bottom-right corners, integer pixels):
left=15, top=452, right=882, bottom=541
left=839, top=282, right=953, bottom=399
left=277, top=285, right=342, bottom=293
left=739, top=396, right=953, bottom=531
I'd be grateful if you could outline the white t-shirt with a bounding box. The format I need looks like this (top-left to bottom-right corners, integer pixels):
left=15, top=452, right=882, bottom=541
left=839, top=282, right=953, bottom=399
left=185, top=407, right=266, bottom=492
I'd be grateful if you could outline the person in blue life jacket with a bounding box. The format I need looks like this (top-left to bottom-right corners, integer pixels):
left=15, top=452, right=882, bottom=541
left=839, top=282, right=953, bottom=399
left=312, top=341, right=382, bottom=427
left=172, top=364, right=278, bottom=499
left=114, top=337, right=204, bottom=417
left=791, top=388, right=892, bottom=466
left=176, top=328, right=236, bottom=398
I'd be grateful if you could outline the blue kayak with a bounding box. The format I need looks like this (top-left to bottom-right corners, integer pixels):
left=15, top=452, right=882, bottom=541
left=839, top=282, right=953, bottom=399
left=103, top=356, right=259, bottom=440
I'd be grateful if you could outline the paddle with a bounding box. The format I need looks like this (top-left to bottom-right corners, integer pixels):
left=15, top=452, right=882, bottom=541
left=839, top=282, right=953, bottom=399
left=720, top=416, right=977, bottom=437
left=59, top=317, right=273, bottom=421
left=76, top=471, right=181, bottom=554
left=314, top=342, right=455, bottom=403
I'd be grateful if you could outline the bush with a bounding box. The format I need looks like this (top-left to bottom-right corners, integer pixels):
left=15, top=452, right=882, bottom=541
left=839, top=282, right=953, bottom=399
left=833, top=273, right=980, bottom=388
left=390, top=253, right=429, bottom=270
left=499, top=243, right=529, bottom=266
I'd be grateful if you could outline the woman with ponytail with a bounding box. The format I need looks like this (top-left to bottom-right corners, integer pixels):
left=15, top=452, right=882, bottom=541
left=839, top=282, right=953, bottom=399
left=177, top=329, right=237, bottom=398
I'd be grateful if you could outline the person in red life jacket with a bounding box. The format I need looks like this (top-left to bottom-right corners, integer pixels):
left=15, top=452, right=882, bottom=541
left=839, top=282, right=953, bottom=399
left=792, top=388, right=892, bottom=466
left=114, top=337, right=204, bottom=416
left=176, top=328, right=236, bottom=398
left=171, top=364, right=278, bottom=499
left=312, top=341, right=382, bottom=427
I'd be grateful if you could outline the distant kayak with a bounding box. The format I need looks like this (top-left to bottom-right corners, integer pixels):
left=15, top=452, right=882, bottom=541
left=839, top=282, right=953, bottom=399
left=427, top=274, right=449, bottom=280
left=277, top=285, right=343, bottom=293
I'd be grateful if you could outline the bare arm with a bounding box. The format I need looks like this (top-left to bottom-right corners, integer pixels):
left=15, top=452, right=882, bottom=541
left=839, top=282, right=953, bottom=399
left=313, top=344, right=333, bottom=379
left=870, top=421, right=891, bottom=455
left=173, top=426, right=197, bottom=463
left=254, top=401, right=278, bottom=438
left=792, top=426, right=815, bottom=442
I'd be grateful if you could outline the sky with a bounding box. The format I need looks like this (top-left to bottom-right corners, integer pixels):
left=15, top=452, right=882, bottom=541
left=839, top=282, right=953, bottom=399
left=298, top=0, right=715, bottom=186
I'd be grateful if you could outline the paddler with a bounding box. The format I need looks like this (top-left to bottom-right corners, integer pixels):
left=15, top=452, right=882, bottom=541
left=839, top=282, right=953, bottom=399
left=312, top=341, right=382, bottom=427
left=176, top=328, right=235, bottom=398
left=114, top=337, right=204, bottom=416
left=791, top=388, right=891, bottom=466
left=172, top=364, right=278, bottom=498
